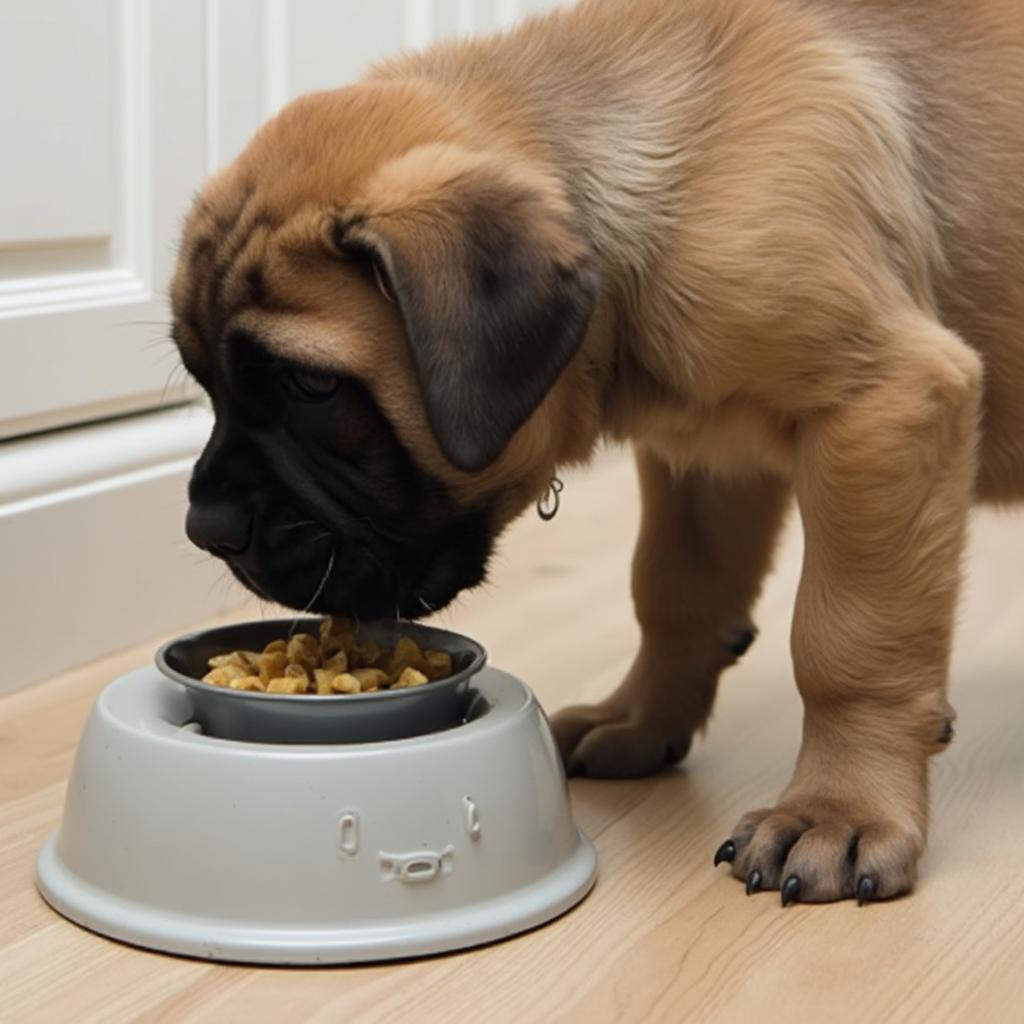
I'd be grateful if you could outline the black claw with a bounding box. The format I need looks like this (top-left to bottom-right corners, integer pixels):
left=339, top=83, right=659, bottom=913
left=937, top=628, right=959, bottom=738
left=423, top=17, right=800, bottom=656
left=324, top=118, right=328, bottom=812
left=746, top=869, right=762, bottom=896
left=714, top=840, right=736, bottom=866
left=781, top=875, right=802, bottom=907
left=857, top=875, right=878, bottom=906
left=938, top=718, right=955, bottom=744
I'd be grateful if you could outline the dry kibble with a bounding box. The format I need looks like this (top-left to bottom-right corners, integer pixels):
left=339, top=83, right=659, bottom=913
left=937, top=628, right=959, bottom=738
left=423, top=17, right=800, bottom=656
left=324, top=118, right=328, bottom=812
left=423, top=650, right=452, bottom=680
left=394, top=667, right=429, bottom=689
left=228, top=675, right=266, bottom=691
left=256, top=651, right=288, bottom=684
left=320, top=616, right=355, bottom=657
left=390, top=637, right=425, bottom=673
left=353, top=640, right=383, bottom=667
left=321, top=650, right=349, bottom=675
left=313, top=668, right=335, bottom=695
left=352, top=668, right=388, bottom=691
left=321, top=633, right=352, bottom=659
left=267, top=676, right=307, bottom=694
left=331, top=673, right=362, bottom=694
left=208, top=650, right=257, bottom=670
left=202, top=617, right=456, bottom=697
left=202, top=664, right=249, bottom=685
left=286, top=633, right=320, bottom=669
left=320, top=615, right=353, bottom=641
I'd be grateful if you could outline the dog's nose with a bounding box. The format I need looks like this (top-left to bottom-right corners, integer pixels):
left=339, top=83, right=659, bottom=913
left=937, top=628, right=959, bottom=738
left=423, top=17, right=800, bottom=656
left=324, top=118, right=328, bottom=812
left=185, top=502, right=253, bottom=557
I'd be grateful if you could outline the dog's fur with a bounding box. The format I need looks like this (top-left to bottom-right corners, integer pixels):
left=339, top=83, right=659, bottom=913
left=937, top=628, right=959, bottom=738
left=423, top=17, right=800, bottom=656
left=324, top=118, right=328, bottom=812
left=171, top=0, right=1024, bottom=904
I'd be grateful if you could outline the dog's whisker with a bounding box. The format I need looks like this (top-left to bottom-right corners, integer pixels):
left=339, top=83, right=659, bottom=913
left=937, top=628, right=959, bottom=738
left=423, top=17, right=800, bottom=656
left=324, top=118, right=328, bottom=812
left=290, top=546, right=336, bottom=634
left=204, top=564, right=231, bottom=603
left=160, top=361, right=188, bottom=406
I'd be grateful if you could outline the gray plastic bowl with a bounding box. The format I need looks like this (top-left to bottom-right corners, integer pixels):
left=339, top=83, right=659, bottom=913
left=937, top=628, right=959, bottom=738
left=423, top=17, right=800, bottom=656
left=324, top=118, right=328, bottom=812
left=155, top=618, right=486, bottom=744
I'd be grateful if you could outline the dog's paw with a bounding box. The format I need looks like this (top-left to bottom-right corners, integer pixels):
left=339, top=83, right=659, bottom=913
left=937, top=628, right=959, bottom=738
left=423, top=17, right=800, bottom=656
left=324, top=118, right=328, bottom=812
left=551, top=703, right=693, bottom=777
left=714, top=799, right=924, bottom=905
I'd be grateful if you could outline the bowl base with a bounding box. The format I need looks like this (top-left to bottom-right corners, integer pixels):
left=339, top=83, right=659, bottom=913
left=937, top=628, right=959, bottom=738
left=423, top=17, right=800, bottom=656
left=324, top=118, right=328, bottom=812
left=35, top=666, right=598, bottom=964
left=37, top=830, right=596, bottom=964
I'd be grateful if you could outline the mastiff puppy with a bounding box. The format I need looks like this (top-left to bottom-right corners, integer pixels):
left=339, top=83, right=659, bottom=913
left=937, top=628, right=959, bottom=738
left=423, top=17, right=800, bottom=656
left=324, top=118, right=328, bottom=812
left=171, top=0, right=1024, bottom=905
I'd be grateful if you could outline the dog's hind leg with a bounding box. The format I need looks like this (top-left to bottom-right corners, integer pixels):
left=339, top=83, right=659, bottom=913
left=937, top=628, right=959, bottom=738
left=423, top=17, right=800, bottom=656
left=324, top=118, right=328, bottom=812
left=719, top=312, right=982, bottom=905
left=551, top=448, right=791, bottom=777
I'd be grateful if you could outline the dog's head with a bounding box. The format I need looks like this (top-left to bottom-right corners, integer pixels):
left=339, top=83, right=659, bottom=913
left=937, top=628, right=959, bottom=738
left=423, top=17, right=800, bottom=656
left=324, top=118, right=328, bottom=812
left=170, top=83, right=601, bottom=617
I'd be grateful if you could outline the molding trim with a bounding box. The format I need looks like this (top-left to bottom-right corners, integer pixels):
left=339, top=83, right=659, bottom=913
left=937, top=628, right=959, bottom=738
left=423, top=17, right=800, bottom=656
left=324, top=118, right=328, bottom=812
left=0, top=403, right=212, bottom=508
left=0, top=268, right=149, bottom=318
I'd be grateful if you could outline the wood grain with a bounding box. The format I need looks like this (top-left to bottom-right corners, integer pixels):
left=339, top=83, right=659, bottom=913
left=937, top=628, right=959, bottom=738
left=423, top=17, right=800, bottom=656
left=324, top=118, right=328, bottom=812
left=2, top=447, right=1023, bottom=1023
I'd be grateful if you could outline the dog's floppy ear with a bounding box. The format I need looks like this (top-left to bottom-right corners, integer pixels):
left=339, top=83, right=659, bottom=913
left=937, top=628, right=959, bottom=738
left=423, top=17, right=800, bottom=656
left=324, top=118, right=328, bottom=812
left=331, top=145, right=599, bottom=473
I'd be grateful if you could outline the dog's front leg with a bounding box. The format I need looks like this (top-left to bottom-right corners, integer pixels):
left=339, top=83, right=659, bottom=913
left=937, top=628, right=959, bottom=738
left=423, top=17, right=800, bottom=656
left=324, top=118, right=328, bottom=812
left=720, top=315, right=982, bottom=905
left=552, top=448, right=791, bottom=777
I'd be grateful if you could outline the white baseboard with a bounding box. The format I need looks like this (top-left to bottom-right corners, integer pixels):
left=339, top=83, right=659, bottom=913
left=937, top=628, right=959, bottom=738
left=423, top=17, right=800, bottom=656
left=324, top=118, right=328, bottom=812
left=0, top=404, right=251, bottom=695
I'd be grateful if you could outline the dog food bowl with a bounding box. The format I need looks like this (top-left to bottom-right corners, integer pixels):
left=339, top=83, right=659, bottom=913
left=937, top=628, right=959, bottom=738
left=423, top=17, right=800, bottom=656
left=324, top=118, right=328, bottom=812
left=156, top=618, right=487, bottom=744
left=35, top=622, right=597, bottom=964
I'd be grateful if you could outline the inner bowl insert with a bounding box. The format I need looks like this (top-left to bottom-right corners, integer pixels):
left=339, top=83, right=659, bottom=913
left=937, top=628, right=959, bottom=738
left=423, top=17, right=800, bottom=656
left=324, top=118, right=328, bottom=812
left=156, top=617, right=487, bottom=744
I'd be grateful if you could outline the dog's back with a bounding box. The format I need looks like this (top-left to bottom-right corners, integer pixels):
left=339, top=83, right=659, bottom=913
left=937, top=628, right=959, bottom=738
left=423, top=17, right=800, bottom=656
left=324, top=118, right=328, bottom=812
left=820, top=0, right=1024, bottom=495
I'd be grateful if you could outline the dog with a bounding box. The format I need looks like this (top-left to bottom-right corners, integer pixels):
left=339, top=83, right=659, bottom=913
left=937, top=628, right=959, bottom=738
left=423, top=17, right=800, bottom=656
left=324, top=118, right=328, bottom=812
left=170, top=0, right=1024, bottom=906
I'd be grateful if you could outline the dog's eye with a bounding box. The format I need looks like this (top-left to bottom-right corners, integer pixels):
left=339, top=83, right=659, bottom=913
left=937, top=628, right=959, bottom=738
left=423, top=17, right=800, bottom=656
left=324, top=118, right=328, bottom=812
left=287, top=368, right=339, bottom=401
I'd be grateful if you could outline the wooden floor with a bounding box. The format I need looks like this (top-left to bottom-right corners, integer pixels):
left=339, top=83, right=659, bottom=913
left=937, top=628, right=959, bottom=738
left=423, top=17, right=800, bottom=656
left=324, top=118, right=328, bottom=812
left=2, top=447, right=1023, bottom=1023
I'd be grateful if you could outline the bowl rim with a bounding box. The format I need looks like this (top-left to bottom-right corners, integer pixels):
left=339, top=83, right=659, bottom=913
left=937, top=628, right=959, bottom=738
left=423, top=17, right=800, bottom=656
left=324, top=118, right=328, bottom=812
left=154, top=617, right=487, bottom=705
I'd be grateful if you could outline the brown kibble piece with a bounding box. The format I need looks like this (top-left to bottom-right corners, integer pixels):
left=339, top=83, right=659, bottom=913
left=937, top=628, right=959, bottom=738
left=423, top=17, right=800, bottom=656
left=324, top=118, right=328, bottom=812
left=267, top=676, right=307, bottom=694
left=228, top=675, right=265, bottom=691
left=257, top=651, right=288, bottom=684
left=286, top=633, right=320, bottom=669
left=263, top=639, right=287, bottom=654
left=352, top=668, right=389, bottom=690
left=320, top=615, right=354, bottom=639
left=321, top=650, right=349, bottom=675
left=390, top=637, right=425, bottom=673
left=331, top=673, right=362, bottom=694
left=313, top=668, right=333, bottom=695
left=203, top=664, right=249, bottom=685
left=394, top=667, right=429, bottom=689
left=353, top=640, right=383, bottom=668
left=208, top=650, right=257, bottom=670
left=320, top=616, right=355, bottom=657
left=423, top=650, right=452, bottom=680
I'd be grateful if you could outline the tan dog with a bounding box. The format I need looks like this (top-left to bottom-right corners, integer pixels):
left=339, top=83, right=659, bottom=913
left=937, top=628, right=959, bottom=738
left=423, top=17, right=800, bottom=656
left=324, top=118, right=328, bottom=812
left=171, top=0, right=1024, bottom=906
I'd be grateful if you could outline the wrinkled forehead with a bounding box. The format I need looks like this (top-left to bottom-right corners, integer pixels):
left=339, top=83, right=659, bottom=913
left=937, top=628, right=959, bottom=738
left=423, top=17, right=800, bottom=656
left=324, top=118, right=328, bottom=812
left=171, top=178, right=282, bottom=370
left=170, top=179, right=442, bottom=466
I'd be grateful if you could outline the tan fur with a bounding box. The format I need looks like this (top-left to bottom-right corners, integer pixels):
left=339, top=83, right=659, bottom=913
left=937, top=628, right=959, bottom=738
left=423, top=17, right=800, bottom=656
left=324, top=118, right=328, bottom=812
left=171, top=0, right=1024, bottom=902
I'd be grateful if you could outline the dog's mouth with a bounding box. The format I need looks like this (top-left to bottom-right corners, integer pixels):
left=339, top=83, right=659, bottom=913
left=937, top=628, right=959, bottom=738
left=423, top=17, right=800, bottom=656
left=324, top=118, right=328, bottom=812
left=208, top=503, right=493, bottom=620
